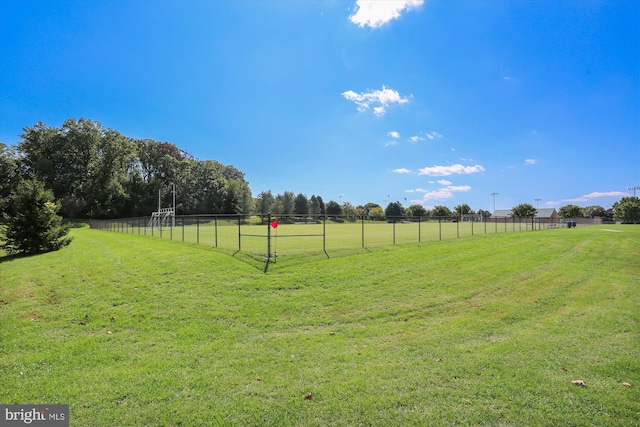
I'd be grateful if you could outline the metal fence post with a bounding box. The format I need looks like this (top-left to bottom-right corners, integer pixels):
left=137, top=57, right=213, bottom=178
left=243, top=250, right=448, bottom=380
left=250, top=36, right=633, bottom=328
left=393, top=218, right=396, bottom=245
left=267, top=213, right=271, bottom=260
left=323, top=214, right=327, bottom=254
left=238, top=215, right=241, bottom=251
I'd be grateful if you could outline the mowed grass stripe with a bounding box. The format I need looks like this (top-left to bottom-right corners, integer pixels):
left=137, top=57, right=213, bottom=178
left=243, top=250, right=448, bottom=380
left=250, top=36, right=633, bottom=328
left=1, top=225, right=638, bottom=426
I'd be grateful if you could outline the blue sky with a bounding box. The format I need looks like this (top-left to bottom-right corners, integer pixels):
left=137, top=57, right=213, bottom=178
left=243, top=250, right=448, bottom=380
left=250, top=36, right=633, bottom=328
left=1, top=0, right=638, bottom=211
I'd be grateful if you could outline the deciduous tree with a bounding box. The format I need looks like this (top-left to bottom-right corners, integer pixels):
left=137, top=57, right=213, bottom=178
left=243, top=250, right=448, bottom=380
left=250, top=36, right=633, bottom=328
left=511, top=203, right=537, bottom=218
left=369, top=206, right=384, bottom=220
left=342, top=202, right=357, bottom=220
left=584, top=205, right=606, bottom=218
left=325, top=200, right=342, bottom=216
left=454, top=203, right=474, bottom=218
left=431, top=205, right=452, bottom=218
left=309, top=195, right=322, bottom=216
left=256, top=190, right=274, bottom=215
left=558, top=204, right=584, bottom=218
left=406, top=204, right=428, bottom=217
left=612, top=197, right=640, bottom=224
left=294, top=193, right=309, bottom=216
left=385, top=202, right=404, bottom=218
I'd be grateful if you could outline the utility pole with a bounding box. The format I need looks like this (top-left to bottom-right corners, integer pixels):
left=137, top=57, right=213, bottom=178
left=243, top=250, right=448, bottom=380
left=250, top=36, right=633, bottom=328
left=628, top=186, right=640, bottom=197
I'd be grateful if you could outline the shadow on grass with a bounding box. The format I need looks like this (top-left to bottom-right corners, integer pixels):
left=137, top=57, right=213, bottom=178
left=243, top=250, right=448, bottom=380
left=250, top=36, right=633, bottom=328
left=0, top=251, right=41, bottom=265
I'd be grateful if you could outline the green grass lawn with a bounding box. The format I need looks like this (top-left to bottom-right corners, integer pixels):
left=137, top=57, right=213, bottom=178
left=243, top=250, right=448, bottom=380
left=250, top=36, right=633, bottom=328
left=1, top=225, right=638, bottom=426
left=104, top=217, right=548, bottom=259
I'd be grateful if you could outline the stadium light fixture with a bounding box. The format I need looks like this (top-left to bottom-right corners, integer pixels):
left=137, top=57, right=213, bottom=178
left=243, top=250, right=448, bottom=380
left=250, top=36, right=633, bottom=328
left=491, top=192, right=499, bottom=212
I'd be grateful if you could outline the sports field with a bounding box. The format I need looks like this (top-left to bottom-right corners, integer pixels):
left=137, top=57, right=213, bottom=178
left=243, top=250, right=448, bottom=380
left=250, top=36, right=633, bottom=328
left=1, top=224, right=638, bottom=425
left=97, top=216, right=550, bottom=260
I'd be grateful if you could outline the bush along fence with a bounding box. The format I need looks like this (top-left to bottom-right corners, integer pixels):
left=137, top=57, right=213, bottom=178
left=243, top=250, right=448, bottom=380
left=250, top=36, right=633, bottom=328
left=89, top=214, right=578, bottom=270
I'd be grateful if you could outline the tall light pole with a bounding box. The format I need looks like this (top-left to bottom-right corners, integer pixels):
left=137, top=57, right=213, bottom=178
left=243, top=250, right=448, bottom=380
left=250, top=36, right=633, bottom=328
left=491, top=192, right=499, bottom=212
left=628, top=186, right=640, bottom=197
left=534, top=198, right=541, bottom=209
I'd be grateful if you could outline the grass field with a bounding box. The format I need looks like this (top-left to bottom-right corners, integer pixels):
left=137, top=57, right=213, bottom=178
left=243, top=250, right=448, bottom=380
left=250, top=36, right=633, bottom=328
left=1, top=225, right=639, bottom=426
left=99, top=217, right=548, bottom=261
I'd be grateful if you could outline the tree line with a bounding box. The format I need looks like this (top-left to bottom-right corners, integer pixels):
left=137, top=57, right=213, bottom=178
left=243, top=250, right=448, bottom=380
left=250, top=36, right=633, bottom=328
left=258, top=194, right=639, bottom=225
left=2, top=118, right=638, bottom=224
left=0, top=118, right=252, bottom=219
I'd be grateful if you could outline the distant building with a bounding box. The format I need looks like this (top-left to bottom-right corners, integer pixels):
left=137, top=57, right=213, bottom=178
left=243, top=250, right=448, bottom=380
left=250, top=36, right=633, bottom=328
left=491, top=209, right=513, bottom=219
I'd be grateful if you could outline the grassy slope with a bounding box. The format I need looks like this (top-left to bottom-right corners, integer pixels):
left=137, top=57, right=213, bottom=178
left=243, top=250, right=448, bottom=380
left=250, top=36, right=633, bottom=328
left=1, top=226, right=638, bottom=426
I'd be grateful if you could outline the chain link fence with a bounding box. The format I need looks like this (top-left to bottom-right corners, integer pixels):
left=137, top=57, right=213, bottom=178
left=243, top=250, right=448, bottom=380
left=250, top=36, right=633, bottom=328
left=90, top=214, right=578, bottom=268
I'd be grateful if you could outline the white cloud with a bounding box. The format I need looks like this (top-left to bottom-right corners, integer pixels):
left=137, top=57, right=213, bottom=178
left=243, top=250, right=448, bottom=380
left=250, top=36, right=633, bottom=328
left=385, top=140, right=399, bottom=147
left=388, top=131, right=400, bottom=139
left=425, top=131, right=443, bottom=140
left=349, top=0, right=424, bottom=28
left=393, top=168, right=412, bottom=174
left=447, top=185, right=472, bottom=192
left=342, top=85, right=410, bottom=116
left=421, top=188, right=454, bottom=201
left=418, top=164, right=486, bottom=176
left=525, top=159, right=537, bottom=165
left=420, top=185, right=472, bottom=201
left=437, top=179, right=451, bottom=185
left=557, top=191, right=629, bottom=203
left=409, top=135, right=424, bottom=142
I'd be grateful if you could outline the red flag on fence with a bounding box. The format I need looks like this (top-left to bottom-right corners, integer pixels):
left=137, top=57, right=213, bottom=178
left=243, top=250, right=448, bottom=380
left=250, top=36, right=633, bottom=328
left=270, top=218, right=278, bottom=229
